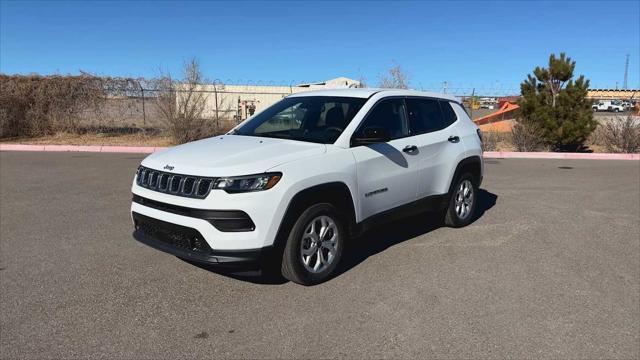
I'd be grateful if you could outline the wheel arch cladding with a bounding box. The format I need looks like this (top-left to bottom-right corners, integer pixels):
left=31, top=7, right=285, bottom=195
left=274, top=182, right=356, bottom=249
left=449, top=156, right=483, bottom=194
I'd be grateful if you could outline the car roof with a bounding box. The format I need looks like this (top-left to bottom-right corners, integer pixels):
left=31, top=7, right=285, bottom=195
left=287, top=88, right=459, bottom=102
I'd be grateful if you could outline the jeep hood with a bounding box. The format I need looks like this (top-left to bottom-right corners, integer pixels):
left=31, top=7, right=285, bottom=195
left=141, top=135, right=326, bottom=176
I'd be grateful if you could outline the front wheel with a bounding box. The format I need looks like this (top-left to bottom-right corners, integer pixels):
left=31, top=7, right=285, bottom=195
left=281, top=203, right=345, bottom=285
left=444, top=173, right=477, bottom=228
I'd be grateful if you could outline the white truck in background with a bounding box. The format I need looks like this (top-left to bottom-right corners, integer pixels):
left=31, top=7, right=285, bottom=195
left=592, top=100, right=625, bottom=112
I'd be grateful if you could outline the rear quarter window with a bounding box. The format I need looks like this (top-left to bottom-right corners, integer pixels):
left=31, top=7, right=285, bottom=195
left=439, top=101, right=458, bottom=127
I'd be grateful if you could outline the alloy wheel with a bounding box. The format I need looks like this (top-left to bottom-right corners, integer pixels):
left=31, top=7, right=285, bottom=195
left=454, top=179, right=474, bottom=220
left=299, top=215, right=339, bottom=273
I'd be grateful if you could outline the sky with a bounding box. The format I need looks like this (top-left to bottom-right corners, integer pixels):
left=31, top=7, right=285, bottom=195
left=1, top=0, right=639, bottom=93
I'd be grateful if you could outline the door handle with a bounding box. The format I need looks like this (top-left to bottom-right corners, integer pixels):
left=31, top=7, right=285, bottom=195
left=448, top=136, right=460, bottom=143
left=402, top=145, right=418, bottom=153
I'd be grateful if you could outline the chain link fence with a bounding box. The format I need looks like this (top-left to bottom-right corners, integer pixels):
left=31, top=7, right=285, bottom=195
left=79, top=82, right=525, bottom=133
left=5, top=72, right=636, bottom=139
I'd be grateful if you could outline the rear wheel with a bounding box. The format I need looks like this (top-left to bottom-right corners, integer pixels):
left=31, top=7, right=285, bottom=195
left=281, top=203, right=345, bottom=285
left=444, top=173, right=477, bottom=227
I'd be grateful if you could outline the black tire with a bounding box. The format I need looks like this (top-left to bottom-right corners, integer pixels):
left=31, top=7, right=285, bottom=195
left=444, top=173, right=477, bottom=228
left=281, top=203, right=345, bottom=285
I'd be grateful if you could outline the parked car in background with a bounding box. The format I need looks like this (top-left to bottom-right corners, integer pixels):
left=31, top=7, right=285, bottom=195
left=592, top=100, right=625, bottom=112
left=479, top=97, right=497, bottom=110
left=130, top=89, right=484, bottom=285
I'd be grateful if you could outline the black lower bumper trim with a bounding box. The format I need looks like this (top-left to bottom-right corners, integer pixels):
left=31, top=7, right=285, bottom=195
left=132, top=212, right=270, bottom=267
left=132, top=194, right=255, bottom=232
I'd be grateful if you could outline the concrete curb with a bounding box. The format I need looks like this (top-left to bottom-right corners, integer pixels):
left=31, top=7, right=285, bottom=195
left=483, top=151, right=640, bottom=160
left=1, top=144, right=639, bottom=160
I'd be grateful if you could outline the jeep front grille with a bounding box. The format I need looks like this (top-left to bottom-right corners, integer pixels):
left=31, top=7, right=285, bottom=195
left=136, top=166, right=216, bottom=199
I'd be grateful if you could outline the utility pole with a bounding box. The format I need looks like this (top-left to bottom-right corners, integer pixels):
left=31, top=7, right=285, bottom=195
left=623, top=54, right=629, bottom=89
left=139, top=83, right=146, bottom=129
left=469, top=88, right=475, bottom=120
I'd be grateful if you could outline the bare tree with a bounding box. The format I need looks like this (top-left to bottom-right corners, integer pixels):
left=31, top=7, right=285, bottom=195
left=153, top=58, right=210, bottom=144
left=356, top=74, right=368, bottom=88
left=378, top=64, right=409, bottom=89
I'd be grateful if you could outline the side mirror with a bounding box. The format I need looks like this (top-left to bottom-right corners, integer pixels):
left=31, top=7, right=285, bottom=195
left=352, top=126, right=391, bottom=145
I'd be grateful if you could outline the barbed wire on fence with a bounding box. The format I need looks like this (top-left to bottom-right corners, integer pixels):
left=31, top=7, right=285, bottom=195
left=14, top=74, right=630, bottom=133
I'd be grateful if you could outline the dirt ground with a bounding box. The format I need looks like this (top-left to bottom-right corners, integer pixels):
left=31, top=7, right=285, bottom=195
left=0, top=132, right=174, bottom=147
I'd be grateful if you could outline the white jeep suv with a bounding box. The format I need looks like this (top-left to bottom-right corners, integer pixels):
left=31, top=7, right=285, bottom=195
left=131, top=89, right=483, bottom=285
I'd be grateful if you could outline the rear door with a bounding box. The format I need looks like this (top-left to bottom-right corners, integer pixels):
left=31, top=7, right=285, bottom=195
left=350, top=98, right=420, bottom=220
left=406, top=98, right=463, bottom=198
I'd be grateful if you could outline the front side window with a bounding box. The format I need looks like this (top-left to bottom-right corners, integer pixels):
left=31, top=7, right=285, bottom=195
left=233, top=96, right=367, bottom=144
left=355, top=98, right=409, bottom=140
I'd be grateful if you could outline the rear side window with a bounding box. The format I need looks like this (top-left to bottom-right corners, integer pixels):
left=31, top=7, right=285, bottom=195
left=357, top=98, right=408, bottom=140
left=406, top=98, right=444, bottom=134
left=406, top=98, right=457, bottom=135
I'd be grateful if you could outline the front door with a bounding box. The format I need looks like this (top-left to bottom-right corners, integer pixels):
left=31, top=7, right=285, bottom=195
left=350, top=98, right=420, bottom=220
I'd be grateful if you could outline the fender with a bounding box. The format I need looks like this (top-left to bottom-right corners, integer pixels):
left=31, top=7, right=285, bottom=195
left=447, top=155, right=483, bottom=196
left=273, top=182, right=357, bottom=249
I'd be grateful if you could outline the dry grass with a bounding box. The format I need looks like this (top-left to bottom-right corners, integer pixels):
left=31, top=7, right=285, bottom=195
left=0, top=131, right=173, bottom=147
left=480, top=130, right=515, bottom=152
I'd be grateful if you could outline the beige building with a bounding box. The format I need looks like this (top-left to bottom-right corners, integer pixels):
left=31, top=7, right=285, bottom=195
left=587, top=88, right=639, bottom=100
left=194, top=77, right=362, bottom=122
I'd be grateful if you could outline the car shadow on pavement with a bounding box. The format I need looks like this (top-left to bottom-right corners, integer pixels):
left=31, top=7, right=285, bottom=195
left=184, top=189, right=497, bottom=285
left=180, top=259, right=289, bottom=285
left=334, top=188, right=498, bottom=279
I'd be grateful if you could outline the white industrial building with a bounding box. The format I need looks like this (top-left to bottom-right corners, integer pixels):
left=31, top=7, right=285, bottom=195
left=195, top=77, right=362, bottom=122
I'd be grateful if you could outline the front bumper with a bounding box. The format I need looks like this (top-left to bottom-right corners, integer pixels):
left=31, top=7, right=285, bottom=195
left=132, top=211, right=272, bottom=267
left=131, top=176, right=289, bottom=251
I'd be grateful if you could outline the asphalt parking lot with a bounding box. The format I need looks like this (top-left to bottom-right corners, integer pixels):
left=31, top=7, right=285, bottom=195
left=1, top=152, right=638, bottom=359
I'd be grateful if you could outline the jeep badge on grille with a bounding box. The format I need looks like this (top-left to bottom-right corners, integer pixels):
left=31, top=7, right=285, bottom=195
left=163, top=165, right=174, bottom=171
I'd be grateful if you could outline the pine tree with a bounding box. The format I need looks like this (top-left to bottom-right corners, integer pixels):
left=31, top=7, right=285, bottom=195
left=517, top=53, right=597, bottom=151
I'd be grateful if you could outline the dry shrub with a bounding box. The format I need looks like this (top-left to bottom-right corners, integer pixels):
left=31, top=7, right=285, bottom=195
left=0, top=74, right=140, bottom=138
left=0, top=93, right=31, bottom=137
left=480, top=130, right=500, bottom=151
left=479, top=130, right=514, bottom=151
left=152, top=59, right=212, bottom=144
left=0, top=74, right=103, bottom=137
left=596, top=115, right=640, bottom=153
left=511, top=121, right=545, bottom=152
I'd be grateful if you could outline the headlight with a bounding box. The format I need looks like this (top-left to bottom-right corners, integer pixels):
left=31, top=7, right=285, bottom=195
left=213, top=172, right=282, bottom=193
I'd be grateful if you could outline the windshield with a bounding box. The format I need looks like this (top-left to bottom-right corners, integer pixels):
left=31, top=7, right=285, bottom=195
left=231, top=96, right=367, bottom=144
